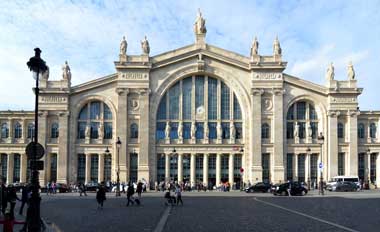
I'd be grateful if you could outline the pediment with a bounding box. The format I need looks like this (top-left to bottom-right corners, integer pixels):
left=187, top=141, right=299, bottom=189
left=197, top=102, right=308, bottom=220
left=284, top=74, right=327, bottom=95
left=70, top=73, right=118, bottom=94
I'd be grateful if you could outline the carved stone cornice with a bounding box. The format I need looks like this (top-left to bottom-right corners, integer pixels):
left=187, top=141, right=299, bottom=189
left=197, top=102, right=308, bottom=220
left=327, top=110, right=340, bottom=117
left=116, top=88, right=129, bottom=96
left=272, top=88, right=285, bottom=96
left=38, top=110, right=48, bottom=117
left=138, top=88, right=151, bottom=96
left=250, top=88, right=264, bottom=96
left=58, top=111, right=70, bottom=117
left=347, top=109, right=360, bottom=117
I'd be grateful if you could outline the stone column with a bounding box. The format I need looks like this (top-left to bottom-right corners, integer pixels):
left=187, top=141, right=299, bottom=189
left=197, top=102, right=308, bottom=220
left=347, top=111, right=358, bottom=175
left=250, top=89, right=263, bottom=182
left=327, top=111, right=339, bottom=180
left=165, top=153, right=170, bottom=182
left=85, top=154, right=91, bottom=184
left=57, top=112, right=69, bottom=183
left=8, top=118, right=13, bottom=143
left=203, top=154, right=209, bottom=186
left=138, top=89, right=150, bottom=183
left=216, top=153, right=221, bottom=185
left=305, top=153, right=310, bottom=184
left=190, top=153, right=196, bottom=187
left=228, top=153, right=234, bottom=185
left=367, top=153, right=371, bottom=183
left=376, top=153, right=380, bottom=187
left=20, top=153, right=27, bottom=183
left=98, top=153, right=104, bottom=183
left=273, top=89, right=285, bottom=183
left=38, top=111, right=48, bottom=186
left=46, top=153, right=51, bottom=182
left=116, top=88, right=128, bottom=182
left=6, top=154, right=13, bottom=184
left=293, top=154, right=298, bottom=181
left=177, top=153, right=183, bottom=183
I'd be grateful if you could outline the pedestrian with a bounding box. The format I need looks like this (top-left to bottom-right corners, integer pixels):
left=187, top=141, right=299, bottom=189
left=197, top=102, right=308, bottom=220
left=96, top=183, right=106, bottom=209
left=52, top=182, right=57, bottom=194
left=18, top=185, right=29, bottom=215
left=287, top=180, right=292, bottom=196
left=0, top=208, right=25, bottom=232
left=46, top=182, right=51, bottom=195
left=126, top=181, right=135, bottom=206
left=79, top=182, right=87, bottom=196
left=1, top=179, right=7, bottom=216
left=175, top=185, right=183, bottom=206
left=136, top=181, right=143, bottom=198
left=7, top=186, right=20, bottom=219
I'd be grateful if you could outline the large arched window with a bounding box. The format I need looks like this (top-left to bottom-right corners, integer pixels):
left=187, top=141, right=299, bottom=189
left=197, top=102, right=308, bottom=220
left=51, top=123, right=59, bottom=138
left=156, top=75, right=243, bottom=141
left=338, top=123, right=345, bottom=139
left=77, top=101, right=113, bottom=140
left=261, top=123, right=270, bottom=139
left=1, top=123, right=9, bottom=138
left=27, top=123, right=34, bottom=139
left=286, top=101, right=318, bottom=139
left=14, top=122, right=22, bottom=139
left=130, top=123, right=139, bottom=139
left=358, top=123, right=365, bottom=139
left=370, top=123, right=377, bottom=138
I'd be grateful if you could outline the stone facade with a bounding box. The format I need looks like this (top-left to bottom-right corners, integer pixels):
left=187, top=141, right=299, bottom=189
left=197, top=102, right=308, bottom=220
left=1, top=12, right=380, bottom=188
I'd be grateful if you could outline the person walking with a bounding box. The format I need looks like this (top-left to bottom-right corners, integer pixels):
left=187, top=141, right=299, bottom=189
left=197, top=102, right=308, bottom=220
left=79, top=182, right=87, bottom=196
left=287, top=180, right=292, bottom=196
left=126, top=181, right=135, bottom=206
left=136, top=181, right=143, bottom=198
left=6, top=186, right=20, bottom=219
left=18, top=185, right=29, bottom=215
left=96, top=183, right=106, bottom=209
left=175, top=185, right=183, bottom=206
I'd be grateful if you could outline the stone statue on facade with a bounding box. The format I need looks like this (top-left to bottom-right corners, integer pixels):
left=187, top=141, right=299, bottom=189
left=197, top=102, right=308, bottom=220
left=326, top=62, right=335, bottom=81
left=217, top=122, right=223, bottom=140
left=98, top=122, right=104, bottom=139
left=41, top=66, right=49, bottom=80
left=294, top=122, right=299, bottom=138
left=141, top=35, right=150, bottom=55
left=165, top=121, right=171, bottom=139
left=85, top=124, right=90, bottom=138
left=178, top=121, right=183, bottom=139
left=62, top=61, right=71, bottom=81
left=120, top=36, right=127, bottom=55
left=230, top=122, right=236, bottom=140
left=190, top=121, right=196, bottom=139
left=250, top=36, right=259, bottom=57
left=307, top=122, right=312, bottom=138
left=347, top=61, right=355, bottom=80
left=194, top=8, right=207, bottom=34
left=204, top=123, right=209, bottom=139
left=273, top=36, right=282, bottom=56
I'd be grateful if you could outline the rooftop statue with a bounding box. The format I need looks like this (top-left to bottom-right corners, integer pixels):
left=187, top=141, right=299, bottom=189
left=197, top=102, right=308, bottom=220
left=326, top=62, right=335, bottom=81
left=194, top=8, right=207, bottom=34
left=250, top=36, right=259, bottom=56
left=273, top=36, right=282, bottom=56
left=347, top=61, right=355, bottom=80
left=62, top=61, right=71, bottom=81
left=120, top=36, right=127, bottom=55
left=141, top=35, right=150, bottom=55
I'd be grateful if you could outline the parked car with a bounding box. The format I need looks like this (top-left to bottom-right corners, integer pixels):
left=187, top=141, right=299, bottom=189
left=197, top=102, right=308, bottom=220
left=273, top=181, right=308, bottom=196
left=86, top=182, right=99, bottom=192
left=245, top=182, right=272, bottom=193
left=326, top=175, right=360, bottom=191
left=55, top=183, right=70, bottom=193
left=334, top=181, right=359, bottom=192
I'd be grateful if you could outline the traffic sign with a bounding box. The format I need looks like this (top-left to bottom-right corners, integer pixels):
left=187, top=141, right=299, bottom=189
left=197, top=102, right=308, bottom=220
left=319, top=162, right=324, bottom=170
left=25, top=142, right=45, bottom=159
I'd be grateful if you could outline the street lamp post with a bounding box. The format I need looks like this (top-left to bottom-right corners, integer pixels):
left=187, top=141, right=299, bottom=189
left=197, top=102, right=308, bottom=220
left=366, top=148, right=371, bottom=189
left=306, top=147, right=311, bottom=190
left=240, top=147, right=244, bottom=190
left=116, top=137, right=121, bottom=196
left=317, top=132, right=325, bottom=195
left=26, top=48, right=48, bottom=231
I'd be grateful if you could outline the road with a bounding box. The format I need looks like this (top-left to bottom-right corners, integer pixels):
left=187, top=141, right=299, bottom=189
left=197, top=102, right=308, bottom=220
left=13, top=190, right=380, bottom=232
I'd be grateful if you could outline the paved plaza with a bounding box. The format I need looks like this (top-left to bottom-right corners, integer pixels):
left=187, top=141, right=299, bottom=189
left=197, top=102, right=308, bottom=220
left=11, top=190, right=380, bottom=232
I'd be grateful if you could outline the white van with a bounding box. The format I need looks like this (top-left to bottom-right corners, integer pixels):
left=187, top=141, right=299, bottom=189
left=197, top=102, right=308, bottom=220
left=326, top=176, right=360, bottom=191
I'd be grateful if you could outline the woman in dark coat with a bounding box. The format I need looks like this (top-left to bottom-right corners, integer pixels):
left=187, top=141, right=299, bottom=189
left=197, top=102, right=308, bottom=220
left=96, top=185, right=106, bottom=209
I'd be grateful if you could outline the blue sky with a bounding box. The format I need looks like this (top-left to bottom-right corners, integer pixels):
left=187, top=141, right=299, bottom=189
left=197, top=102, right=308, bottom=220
left=1, top=0, right=380, bottom=110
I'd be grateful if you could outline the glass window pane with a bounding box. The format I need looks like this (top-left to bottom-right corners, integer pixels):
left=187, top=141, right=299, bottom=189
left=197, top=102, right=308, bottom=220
left=311, top=122, right=318, bottom=139
left=90, top=154, right=98, bottom=182
left=156, top=122, right=166, bottom=140
left=27, top=124, right=34, bottom=139
left=287, top=105, right=294, bottom=120
left=221, top=122, right=230, bottom=139
left=1, top=123, right=9, bottom=138
left=196, top=122, right=204, bottom=139
left=299, top=122, right=306, bottom=139
left=182, top=78, right=192, bottom=120
left=77, top=154, right=86, bottom=182
left=50, top=153, right=57, bottom=182
left=183, top=122, right=191, bottom=139
left=370, top=123, right=377, bottom=138
left=286, top=153, right=293, bottom=180
left=13, top=154, right=20, bottom=183
left=157, top=94, right=167, bottom=120
left=104, top=154, right=112, bottom=182
left=51, top=123, right=59, bottom=138
left=221, top=82, right=230, bottom=120
left=338, top=123, right=344, bottom=138
left=90, top=101, right=100, bottom=120
left=157, top=154, right=165, bottom=182
left=309, top=105, right=317, bottom=120
left=170, top=122, right=178, bottom=139
left=14, top=123, right=22, bottom=139
left=103, top=104, right=112, bottom=120
left=233, top=95, right=242, bottom=120
left=104, top=122, right=112, bottom=139
left=78, top=122, right=86, bottom=139
left=90, top=122, right=99, bottom=139
left=296, top=102, right=306, bottom=120
left=79, top=105, right=88, bottom=120
left=195, top=76, right=205, bottom=119
left=358, top=123, right=365, bottom=138
left=208, top=123, right=217, bottom=139
left=208, top=78, right=217, bottom=120
left=235, top=123, right=242, bottom=139
left=287, top=122, right=294, bottom=139
left=130, top=123, right=138, bottom=139
left=169, top=83, right=180, bottom=120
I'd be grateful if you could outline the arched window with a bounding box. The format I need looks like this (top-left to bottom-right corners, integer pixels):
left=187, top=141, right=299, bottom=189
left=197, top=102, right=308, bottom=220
left=261, top=123, right=270, bottom=139
left=130, top=123, right=139, bottom=139
left=51, top=123, right=59, bottom=138
left=77, top=101, right=113, bottom=140
left=14, top=122, right=22, bottom=139
left=27, top=124, right=34, bottom=139
left=286, top=101, right=318, bottom=139
left=358, top=123, right=365, bottom=139
left=1, top=123, right=9, bottom=138
left=370, top=123, right=377, bottom=138
left=156, top=76, right=243, bottom=142
left=338, top=123, right=345, bottom=139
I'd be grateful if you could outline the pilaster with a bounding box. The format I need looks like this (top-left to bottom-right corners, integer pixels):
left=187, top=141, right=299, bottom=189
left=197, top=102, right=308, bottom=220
left=85, top=153, right=91, bottom=184
left=250, top=88, right=264, bottom=182
left=138, top=88, right=150, bottom=182
left=203, top=154, right=209, bottom=186
left=272, top=88, right=285, bottom=182
left=327, top=111, right=339, bottom=179
left=38, top=111, right=48, bottom=186
left=228, top=153, right=234, bottom=185
left=177, top=153, right=183, bottom=183
left=116, top=88, right=129, bottom=182
left=98, top=153, right=104, bottom=183
left=190, top=153, right=196, bottom=187
left=20, top=153, right=27, bottom=183
left=347, top=110, right=358, bottom=175
left=165, top=153, right=170, bottom=182
left=57, top=111, right=69, bottom=183
left=216, top=153, right=221, bottom=184
left=6, top=153, right=14, bottom=184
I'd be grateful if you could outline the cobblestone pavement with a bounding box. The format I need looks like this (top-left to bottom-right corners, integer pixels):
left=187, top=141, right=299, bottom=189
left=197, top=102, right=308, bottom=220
left=12, top=190, right=380, bottom=232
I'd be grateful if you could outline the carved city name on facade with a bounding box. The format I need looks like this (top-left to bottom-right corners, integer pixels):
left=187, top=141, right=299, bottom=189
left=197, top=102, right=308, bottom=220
left=332, top=97, right=356, bottom=103
left=253, top=72, right=282, bottom=80
left=39, top=96, right=67, bottom=103
left=120, top=72, right=148, bottom=80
